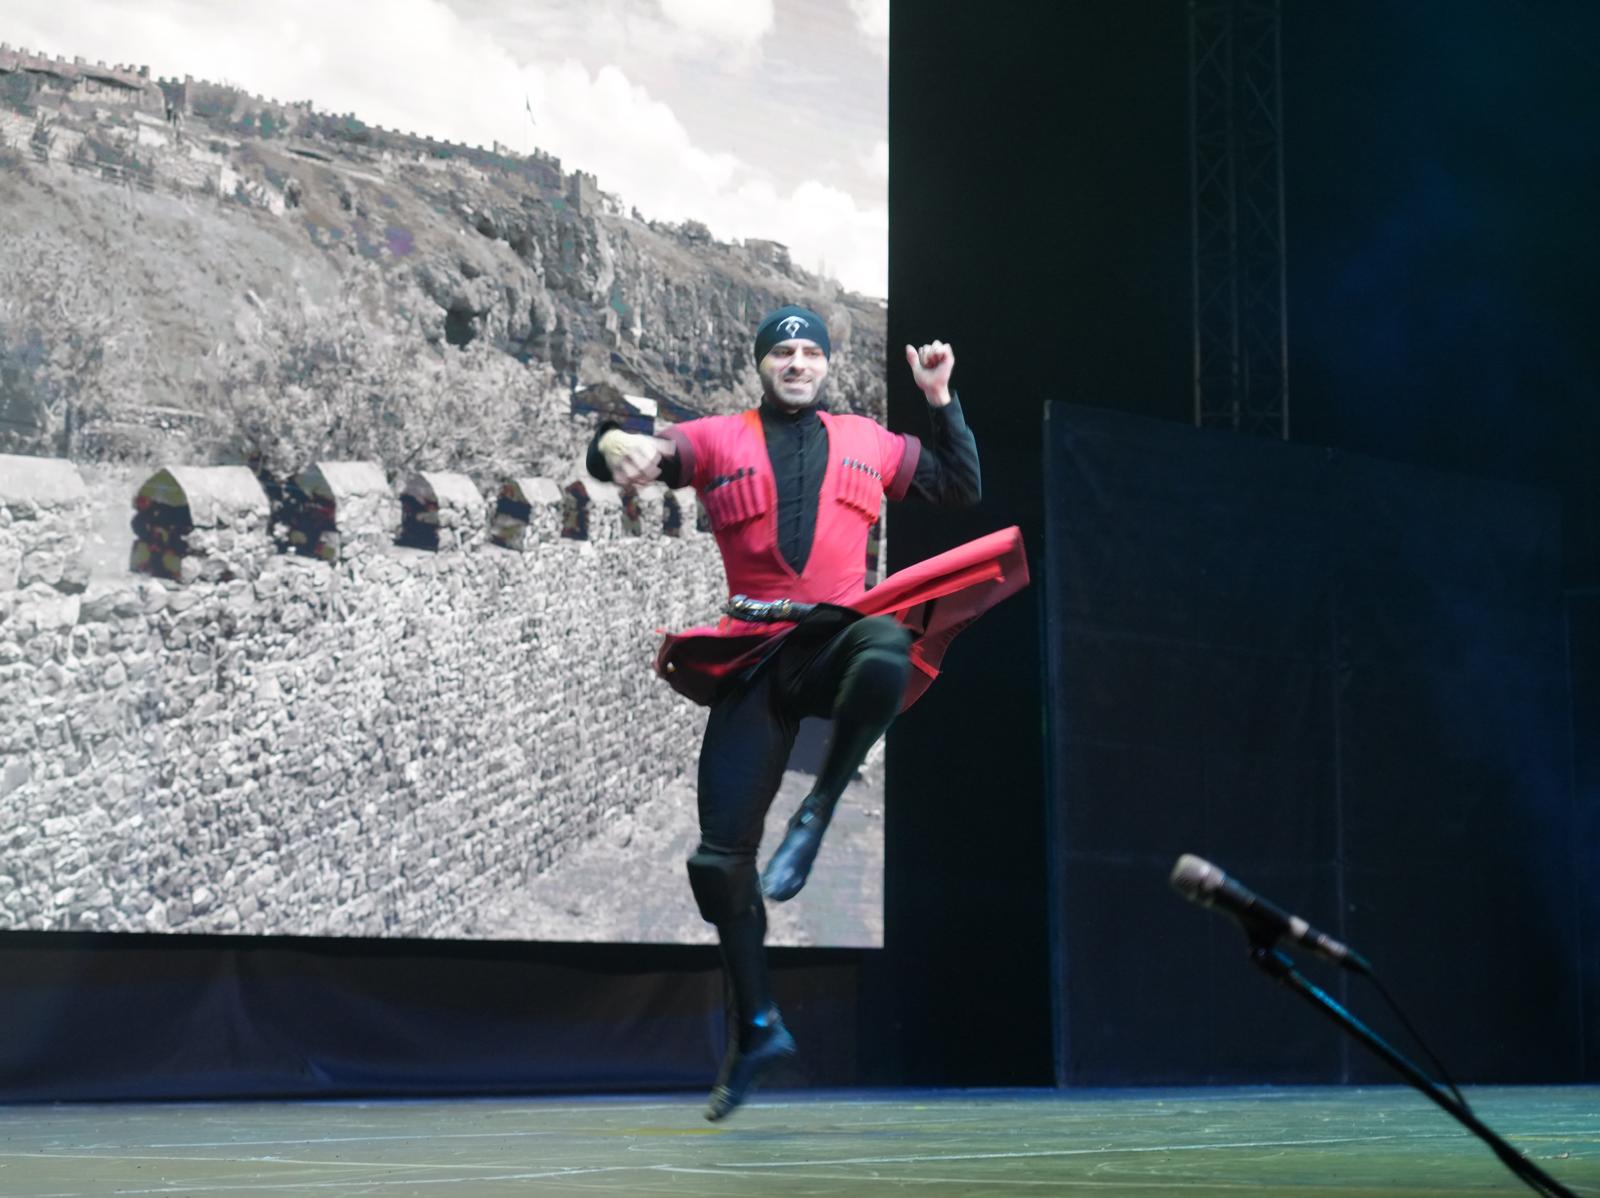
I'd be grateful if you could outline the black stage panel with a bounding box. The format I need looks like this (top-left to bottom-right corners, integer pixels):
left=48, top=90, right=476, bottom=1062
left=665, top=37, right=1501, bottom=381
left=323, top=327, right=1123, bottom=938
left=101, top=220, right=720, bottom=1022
left=1044, top=403, right=1578, bottom=1085
left=0, top=935, right=867, bottom=1102
left=1569, top=592, right=1600, bottom=1081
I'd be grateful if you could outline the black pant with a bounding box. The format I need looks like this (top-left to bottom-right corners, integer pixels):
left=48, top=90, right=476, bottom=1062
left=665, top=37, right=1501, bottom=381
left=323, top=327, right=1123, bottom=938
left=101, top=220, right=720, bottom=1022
left=686, top=612, right=910, bottom=1034
left=695, top=613, right=911, bottom=858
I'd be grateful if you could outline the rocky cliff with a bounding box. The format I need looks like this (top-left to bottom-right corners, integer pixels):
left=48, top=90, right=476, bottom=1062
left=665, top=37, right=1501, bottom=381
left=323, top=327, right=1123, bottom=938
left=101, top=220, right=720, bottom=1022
left=0, top=67, right=888, bottom=474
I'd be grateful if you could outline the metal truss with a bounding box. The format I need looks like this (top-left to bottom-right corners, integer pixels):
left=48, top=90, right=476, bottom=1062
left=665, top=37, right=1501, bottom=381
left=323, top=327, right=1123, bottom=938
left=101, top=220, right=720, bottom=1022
left=1190, top=0, right=1289, bottom=437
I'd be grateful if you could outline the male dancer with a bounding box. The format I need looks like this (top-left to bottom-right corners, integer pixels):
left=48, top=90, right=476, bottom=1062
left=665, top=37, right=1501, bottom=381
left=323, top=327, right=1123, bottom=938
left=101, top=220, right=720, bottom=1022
left=588, top=305, right=1022, bottom=1119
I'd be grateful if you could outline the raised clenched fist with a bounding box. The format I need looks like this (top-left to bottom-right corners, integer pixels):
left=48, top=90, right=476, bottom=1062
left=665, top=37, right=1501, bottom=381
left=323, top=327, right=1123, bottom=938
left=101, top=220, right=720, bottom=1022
left=905, top=340, right=955, bottom=407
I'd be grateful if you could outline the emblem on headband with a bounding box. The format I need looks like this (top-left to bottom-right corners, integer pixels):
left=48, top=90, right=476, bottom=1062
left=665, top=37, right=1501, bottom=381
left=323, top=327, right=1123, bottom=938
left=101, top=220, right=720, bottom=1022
left=778, top=314, right=809, bottom=338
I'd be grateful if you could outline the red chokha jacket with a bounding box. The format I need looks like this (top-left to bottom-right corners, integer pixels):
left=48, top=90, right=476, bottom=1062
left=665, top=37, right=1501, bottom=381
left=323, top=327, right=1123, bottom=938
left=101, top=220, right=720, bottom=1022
left=656, top=407, right=1027, bottom=710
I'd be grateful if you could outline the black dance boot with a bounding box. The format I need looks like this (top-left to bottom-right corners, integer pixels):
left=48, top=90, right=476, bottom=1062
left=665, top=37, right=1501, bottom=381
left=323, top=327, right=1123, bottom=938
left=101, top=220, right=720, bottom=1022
left=705, top=1005, right=798, bottom=1121
left=763, top=626, right=908, bottom=902
left=760, top=794, right=834, bottom=902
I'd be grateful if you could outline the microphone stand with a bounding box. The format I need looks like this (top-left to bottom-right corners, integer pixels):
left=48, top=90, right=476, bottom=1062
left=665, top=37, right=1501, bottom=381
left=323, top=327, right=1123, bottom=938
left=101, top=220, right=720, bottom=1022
left=1248, top=943, right=1576, bottom=1198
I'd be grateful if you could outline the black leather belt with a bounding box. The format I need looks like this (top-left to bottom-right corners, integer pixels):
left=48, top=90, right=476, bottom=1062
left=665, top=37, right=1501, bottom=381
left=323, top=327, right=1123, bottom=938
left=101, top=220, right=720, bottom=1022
left=723, top=595, right=817, bottom=623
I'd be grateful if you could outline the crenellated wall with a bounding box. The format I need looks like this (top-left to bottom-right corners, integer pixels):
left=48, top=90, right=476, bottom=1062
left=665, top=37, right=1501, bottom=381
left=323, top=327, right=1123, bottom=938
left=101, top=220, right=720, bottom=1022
left=0, top=453, right=729, bottom=939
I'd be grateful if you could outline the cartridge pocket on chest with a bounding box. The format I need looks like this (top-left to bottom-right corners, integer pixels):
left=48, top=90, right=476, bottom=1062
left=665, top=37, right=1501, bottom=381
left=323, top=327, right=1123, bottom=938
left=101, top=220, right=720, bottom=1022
left=701, top=467, right=771, bottom=530
left=836, top=457, right=884, bottom=520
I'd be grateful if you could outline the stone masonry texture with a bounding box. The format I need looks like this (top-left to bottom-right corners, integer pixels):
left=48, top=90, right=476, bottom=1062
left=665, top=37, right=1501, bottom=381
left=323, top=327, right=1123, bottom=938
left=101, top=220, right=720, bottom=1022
left=0, top=452, right=730, bottom=939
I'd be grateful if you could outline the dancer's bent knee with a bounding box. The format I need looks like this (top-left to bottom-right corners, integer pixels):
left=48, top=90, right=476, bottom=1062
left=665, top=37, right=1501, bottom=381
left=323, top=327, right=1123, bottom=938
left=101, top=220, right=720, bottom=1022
left=686, top=845, right=762, bottom=925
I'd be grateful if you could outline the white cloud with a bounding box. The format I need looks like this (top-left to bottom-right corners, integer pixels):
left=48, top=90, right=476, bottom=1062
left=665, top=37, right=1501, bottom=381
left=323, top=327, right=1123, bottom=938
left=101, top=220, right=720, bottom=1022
left=771, top=179, right=887, bottom=294
left=848, top=0, right=889, bottom=57
left=4, top=0, right=885, bottom=295
left=527, top=60, right=885, bottom=295
left=863, top=139, right=888, bottom=182
left=656, top=0, right=774, bottom=52
left=525, top=60, right=743, bottom=212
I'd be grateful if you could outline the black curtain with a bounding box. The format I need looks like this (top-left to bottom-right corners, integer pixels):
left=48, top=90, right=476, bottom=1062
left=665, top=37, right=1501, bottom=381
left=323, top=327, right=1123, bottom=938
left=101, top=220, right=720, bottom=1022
left=1044, top=404, right=1580, bottom=1084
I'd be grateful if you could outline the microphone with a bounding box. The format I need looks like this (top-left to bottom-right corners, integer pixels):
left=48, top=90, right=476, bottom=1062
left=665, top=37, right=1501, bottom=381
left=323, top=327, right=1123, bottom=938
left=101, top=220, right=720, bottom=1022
left=1170, top=854, right=1372, bottom=975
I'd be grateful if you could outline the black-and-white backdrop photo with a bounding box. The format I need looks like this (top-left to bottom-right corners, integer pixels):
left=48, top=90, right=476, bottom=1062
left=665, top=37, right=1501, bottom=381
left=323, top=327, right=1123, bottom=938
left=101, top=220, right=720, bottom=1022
left=0, top=0, right=889, bottom=946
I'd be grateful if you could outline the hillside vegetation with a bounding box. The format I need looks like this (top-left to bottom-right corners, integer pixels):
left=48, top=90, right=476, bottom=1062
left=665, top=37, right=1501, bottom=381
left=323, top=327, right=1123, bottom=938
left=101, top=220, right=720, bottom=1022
left=0, top=83, right=886, bottom=484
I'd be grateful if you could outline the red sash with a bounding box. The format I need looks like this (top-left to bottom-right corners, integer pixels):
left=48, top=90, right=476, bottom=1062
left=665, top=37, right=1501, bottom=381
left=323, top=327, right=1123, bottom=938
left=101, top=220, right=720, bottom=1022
left=656, top=525, right=1028, bottom=709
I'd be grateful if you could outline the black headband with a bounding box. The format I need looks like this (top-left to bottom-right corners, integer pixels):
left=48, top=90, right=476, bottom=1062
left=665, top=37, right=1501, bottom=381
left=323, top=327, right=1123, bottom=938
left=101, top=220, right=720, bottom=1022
left=754, top=305, right=831, bottom=363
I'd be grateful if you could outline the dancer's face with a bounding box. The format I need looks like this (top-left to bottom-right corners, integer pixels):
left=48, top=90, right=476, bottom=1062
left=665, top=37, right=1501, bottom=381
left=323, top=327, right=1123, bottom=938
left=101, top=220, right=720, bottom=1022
left=759, top=339, right=830, bottom=410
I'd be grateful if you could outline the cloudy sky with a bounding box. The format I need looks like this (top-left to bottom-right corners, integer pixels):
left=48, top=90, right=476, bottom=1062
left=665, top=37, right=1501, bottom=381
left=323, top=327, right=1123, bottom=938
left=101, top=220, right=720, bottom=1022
left=2, top=0, right=889, bottom=295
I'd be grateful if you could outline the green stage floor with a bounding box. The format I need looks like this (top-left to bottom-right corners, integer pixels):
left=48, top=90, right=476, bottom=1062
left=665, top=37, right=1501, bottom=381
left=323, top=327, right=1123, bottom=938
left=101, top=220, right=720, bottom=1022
left=0, top=1087, right=1595, bottom=1196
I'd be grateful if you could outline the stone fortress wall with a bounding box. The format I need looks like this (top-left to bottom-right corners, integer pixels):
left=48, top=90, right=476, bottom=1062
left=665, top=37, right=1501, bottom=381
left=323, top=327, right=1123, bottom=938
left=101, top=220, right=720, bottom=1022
left=0, top=451, right=735, bottom=940
left=1, top=42, right=584, bottom=214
